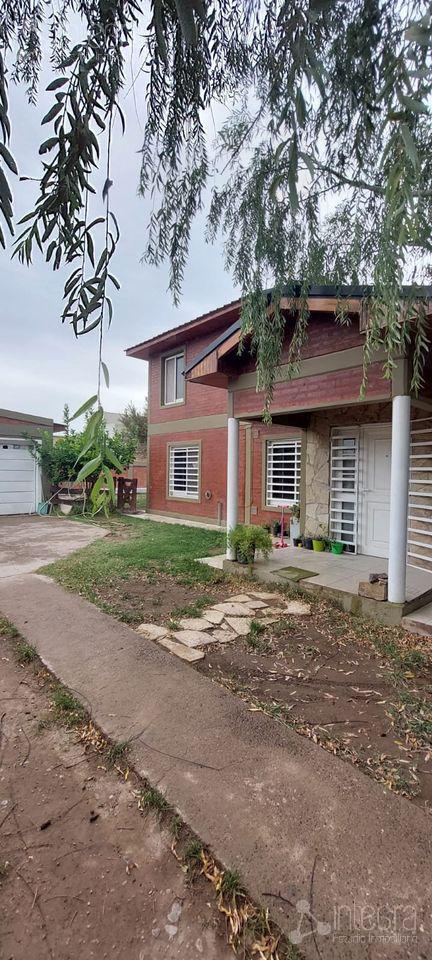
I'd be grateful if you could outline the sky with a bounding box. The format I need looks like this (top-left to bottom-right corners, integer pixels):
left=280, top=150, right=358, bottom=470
left=1, top=30, right=237, bottom=423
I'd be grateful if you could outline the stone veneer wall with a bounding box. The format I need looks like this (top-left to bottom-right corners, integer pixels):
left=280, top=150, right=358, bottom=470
left=303, top=402, right=392, bottom=539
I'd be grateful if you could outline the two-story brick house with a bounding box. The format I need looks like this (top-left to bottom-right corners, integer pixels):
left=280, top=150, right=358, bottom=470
left=127, top=284, right=432, bottom=606
left=126, top=298, right=301, bottom=530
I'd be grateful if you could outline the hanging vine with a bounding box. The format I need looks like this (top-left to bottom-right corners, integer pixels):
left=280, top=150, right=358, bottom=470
left=0, top=0, right=431, bottom=415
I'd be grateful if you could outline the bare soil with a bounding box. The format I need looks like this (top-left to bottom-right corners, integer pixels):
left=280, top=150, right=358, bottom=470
left=65, top=561, right=432, bottom=808
left=0, top=641, right=233, bottom=960
left=195, top=598, right=432, bottom=809
left=94, top=573, right=233, bottom=625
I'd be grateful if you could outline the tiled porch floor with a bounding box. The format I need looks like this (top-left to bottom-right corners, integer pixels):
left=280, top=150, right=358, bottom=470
left=200, top=545, right=432, bottom=604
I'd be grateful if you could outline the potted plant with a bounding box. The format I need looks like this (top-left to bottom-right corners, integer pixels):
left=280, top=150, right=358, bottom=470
left=312, top=524, right=328, bottom=552
left=272, top=519, right=281, bottom=537
left=330, top=540, right=344, bottom=555
left=293, top=536, right=303, bottom=547
left=228, top=524, right=273, bottom=574
left=289, top=502, right=300, bottom=541
left=303, top=533, right=313, bottom=550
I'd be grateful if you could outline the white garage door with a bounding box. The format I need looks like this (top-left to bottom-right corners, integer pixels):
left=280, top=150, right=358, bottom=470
left=0, top=440, right=38, bottom=515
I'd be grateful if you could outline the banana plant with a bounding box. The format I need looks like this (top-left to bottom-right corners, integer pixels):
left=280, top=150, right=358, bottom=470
left=70, top=395, right=125, bottom=517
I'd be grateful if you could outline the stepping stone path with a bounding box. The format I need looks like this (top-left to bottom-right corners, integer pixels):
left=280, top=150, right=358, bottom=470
left=158, top=637, right=205, bottom=662
left=225, top=616, right=253, bottom=636
left=202, top=609, right=225, bottom=625
left=178, top=618, right=213, bottom=631
left=285, top=600, right=311, bottom=616
left=135, top=591, right=311, bottom=662
left=172, top=630, right=216, bottom=648
left=212, top=602, right=257, bottom=616
left=210, top=629, right=237, bottom=643
left=136, top=623, right=169, bottom=641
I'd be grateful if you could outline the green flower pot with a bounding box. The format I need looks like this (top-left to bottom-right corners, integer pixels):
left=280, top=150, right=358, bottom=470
left=312, top=539, right=325, bottom=552
left=331, top=541, right=344, bottom=555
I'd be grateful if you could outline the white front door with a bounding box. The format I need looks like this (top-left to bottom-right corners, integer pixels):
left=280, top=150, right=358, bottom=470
left=361, top=424, right=392, bottom=558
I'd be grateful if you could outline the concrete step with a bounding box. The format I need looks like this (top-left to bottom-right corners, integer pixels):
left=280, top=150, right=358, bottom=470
left=402, top=601, right=432, bottom=636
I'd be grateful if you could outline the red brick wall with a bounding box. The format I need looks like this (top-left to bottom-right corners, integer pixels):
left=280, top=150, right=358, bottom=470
left=149, top=331, right=228, bottom=424
left=233, top=362, right=389, bottom=418
left=248, top=423, right=301, bottom=526
left=294, top=312, right=363, bottom=359
left=0, top=416, right=51, bottom=434
left=148, top=422, right=300, bottom=526
left=149, top=427, right=230, bottom=522
left=230, top=312, right=364, bottom=376
left=129, top=464, right=147, bottom=489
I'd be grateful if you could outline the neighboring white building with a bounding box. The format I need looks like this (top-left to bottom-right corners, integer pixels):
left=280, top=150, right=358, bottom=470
left=104, top=412, right=123, bottom=437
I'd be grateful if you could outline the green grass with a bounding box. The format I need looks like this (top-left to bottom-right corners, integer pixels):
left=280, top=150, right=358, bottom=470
left=136, top=492, right=147, bottom=510
left=171, top=596, right=214, bottom=619
left=0, top=616, right=20, bottom=640
left=139, top=786, right=168, bottom=812
left=51, top=686, right=87, bottom=727
left=323, top=606, right=430, bottom=677
left=372, top=635, right=428, bottom=671
left=41, top=517, right=226, bottom=601
left=170, top=814, right=182, bottom=839
left=221, top=869, right=243, bottom=895
left=245, top=619, right=270, bottom=652
left=0, top=617, right=37, bottom=664
left=184, top=838, right=203, bottom=863
left=105, top=740, right=130, bottom=766
left=15, top=641, right=37, bottom=663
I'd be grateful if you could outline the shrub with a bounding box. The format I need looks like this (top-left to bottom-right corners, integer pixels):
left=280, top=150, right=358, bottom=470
left=227, top=524, right=273, bottom=572
left=28, top=423, right=137, bottom=487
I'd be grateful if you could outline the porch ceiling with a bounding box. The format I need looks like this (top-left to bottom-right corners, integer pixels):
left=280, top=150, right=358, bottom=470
left=236, top=396, right=392, bottom=427
left=238, top=411, right=311, bottom=428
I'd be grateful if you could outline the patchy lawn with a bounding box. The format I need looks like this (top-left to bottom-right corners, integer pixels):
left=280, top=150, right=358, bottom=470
left=42, top=516, right=228, bottom=623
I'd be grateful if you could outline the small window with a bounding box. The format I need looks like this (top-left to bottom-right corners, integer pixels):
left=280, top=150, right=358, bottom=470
left=266, top=438, right=301, bottom=507
left=163, top=351, right=185, bottom=405
left=169, top=444, right=200, bottom=500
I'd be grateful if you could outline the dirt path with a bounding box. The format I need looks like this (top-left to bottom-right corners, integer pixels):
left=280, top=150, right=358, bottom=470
left=0, top=643, right=232, bottom=960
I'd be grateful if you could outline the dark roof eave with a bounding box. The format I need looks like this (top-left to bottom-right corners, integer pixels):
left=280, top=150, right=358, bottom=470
left=125, top=296, right=242, bottom=358
left=184, top=318, right=242, bottom=375
left=184, top=283, right=432, bottom=379
left=127, top=283, right=432, bottom=364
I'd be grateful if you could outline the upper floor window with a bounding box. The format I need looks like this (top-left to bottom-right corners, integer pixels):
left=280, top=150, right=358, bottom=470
left=163, top=351, right=185, bottom=405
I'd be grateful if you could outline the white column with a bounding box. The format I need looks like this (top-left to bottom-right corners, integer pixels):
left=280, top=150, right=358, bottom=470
left=388, top=394, right=411, bottom=603
left=226, top=417, right=239, bottom=559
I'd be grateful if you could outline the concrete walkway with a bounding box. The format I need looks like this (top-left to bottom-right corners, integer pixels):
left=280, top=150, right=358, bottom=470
left=0, top=574, right=431, bottom=960
left=0, top=515, right=106, bottom=578
left=134, top=511, right=225, bottom=531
